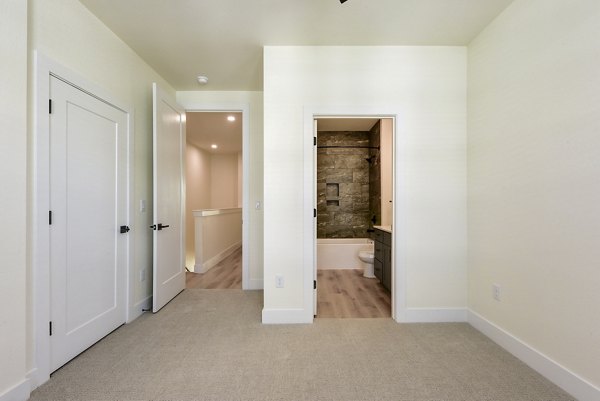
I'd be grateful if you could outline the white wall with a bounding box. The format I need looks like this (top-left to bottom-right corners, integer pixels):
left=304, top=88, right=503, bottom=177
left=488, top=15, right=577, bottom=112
left=177, top=91, right=264, bottom=288
left=30, top=0, right=176, bottom=309
left=26, top=0, right=177, bottom=389
left=185, top=144, right=211, bottom=269
left=0, top=0, right=28, bottom=398
left=468, top=0, right=600, bottom=390
left=263, top=46, right=467, bottom=319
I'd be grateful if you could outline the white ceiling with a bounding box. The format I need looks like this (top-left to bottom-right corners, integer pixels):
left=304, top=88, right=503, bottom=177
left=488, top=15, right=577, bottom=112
left=79, top=0, right=514, bottom=91
left=186, top=112, right=242, bottom=154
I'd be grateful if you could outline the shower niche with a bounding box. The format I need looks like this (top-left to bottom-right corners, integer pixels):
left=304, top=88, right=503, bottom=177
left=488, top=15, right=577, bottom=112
left=326, top=183, right=340, bottom=206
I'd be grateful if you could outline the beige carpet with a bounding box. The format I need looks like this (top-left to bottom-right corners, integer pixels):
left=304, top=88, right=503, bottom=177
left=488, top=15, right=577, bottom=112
left=30, top=290, right=574, bottom=401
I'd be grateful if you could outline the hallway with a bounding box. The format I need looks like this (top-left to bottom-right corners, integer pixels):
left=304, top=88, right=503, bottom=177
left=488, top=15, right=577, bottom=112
left=186, top=247, right=242, bottom=289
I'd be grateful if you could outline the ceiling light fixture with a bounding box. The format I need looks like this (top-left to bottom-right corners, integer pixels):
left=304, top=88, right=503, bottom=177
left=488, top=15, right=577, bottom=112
left=211, top=144, right=218, bottom=149
left=227, top=115, right=236, bottom=122
left=197, top=75, right=209, bottom=85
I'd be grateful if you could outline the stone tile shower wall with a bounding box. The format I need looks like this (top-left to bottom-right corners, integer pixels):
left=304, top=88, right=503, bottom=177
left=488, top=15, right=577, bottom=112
left=317, top=131, right=371, bottom=238
left=368, top=121, right=381, bottom=227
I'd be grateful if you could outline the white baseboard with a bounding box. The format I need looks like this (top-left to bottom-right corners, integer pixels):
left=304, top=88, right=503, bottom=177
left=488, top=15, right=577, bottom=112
left=195, top=242, right=241, bottom=274
left=0, top=378, right=30, bottom=401
left=404, top=307, right=468, bottom=323
left=245, top=278, right=264, bottom=290
left=262, top=308, right=313, bottom=324
left=26, top=367, right=45, bottom=393
left=127, top=295, right=152, bottom=323
left=469, top=310, right=600, bottom=401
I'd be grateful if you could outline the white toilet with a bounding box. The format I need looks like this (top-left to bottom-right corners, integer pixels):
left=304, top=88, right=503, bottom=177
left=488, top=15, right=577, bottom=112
left=358, top=248, right=376, bottom=278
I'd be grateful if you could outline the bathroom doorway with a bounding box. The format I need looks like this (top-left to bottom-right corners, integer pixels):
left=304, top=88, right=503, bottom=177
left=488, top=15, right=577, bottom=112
left=314, top=117, right=394, bottom=318
left=184, top=111, right=244, bottom=289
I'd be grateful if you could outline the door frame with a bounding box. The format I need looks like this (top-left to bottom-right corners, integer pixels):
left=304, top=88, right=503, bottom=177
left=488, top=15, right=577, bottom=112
left=180, top=103, right=252, bottom=290
left=31, top=52, right=134, bottom=388
left=304, top=106, right=407, bottom=323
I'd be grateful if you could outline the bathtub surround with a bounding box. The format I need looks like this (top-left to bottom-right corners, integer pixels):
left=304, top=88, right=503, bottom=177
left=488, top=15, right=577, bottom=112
left=316, top=123, right=389, bottom=239
left=317, top=131, right=371, bottom=238
left=317, top=238, right=374, bottom=270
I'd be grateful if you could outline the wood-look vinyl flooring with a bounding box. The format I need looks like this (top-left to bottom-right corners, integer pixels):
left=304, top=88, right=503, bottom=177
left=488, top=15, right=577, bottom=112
left=317, top=269, right=391, bottom=318
left=186, top=247, right=242, bottom=289
left=186, top=253, right=390, bottom=317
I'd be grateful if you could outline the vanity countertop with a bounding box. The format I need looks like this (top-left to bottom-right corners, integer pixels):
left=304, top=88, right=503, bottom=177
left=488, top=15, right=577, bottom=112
left=373, top=225, right=392, bottom=233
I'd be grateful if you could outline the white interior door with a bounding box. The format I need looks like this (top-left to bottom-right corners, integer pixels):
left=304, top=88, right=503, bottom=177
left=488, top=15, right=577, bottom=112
left=313, top=119, right=318, bottom=316
left=49, top=76, right=128, bottom=372
left=152, top=83, right=186, bottom=312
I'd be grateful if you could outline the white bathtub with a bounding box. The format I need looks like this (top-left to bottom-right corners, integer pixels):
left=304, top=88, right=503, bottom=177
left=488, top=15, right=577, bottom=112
left=317, top=238, right=374, bottom=270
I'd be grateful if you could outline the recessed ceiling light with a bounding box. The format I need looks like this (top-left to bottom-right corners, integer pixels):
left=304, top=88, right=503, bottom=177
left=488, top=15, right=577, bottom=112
left=197, top=75, right=209, bottom=85
left=211, top=144, right=218, bottom=149
left=227, top=115, right=236, bottom=122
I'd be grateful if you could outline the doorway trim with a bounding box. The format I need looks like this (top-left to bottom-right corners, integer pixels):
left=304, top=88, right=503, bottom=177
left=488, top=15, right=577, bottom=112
left=31, top=52, right=134, bottom=388
left=182, top=103, right=252, bottom=290
left=304, top=106, right=407, bottom=322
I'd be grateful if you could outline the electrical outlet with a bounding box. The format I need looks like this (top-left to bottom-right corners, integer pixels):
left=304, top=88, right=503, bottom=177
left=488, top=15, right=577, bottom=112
left=140, top=268, right=146, bottom=282
left=492, top=284, right=501, bottom=301
left=275, top=275, right=284, bottom=288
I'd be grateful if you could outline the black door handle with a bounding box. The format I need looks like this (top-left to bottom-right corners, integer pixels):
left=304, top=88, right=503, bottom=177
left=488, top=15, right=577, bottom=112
left=150, top=223, right=170, bottom=230
left=120, top=225, right=130, bottom=233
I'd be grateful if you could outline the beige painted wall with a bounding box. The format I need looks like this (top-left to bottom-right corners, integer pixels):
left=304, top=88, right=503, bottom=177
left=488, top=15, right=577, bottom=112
left=185, top=144, right=211, bottom=269
left=468, top=0, right=600, bottom=388
left=380, top=118, right=393, bottom=227
left=185, top=144, right=242, bottom=270
left=194, top=209, right=242, bottom=271
left=177, top=91, right=264, bottom=288
left=210, top=153, right=239, bottom=208
left=0, top=0, right=28, bottom=396
left=263, top=46, right=467, bottom=315
left=237, top=152, right=243, bottom=207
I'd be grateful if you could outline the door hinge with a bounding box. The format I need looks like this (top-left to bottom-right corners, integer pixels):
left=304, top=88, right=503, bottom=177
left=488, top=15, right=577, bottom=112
left=313, top=208, right=317, bottom=218
left=314, top=280, right=317, bottom=290
left=49, top=99, right=52, bottom=114
left=313, top=137, right=317, bottom=146
left=49, top=210, right=52, bottom=225
left=49, top=321, right=53, bottom=336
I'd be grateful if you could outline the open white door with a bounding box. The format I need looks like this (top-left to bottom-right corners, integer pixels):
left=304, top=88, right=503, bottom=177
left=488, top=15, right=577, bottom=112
left=152, top=83, right=186, bottom=312
left=313, top=119, right=318, bottom=316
